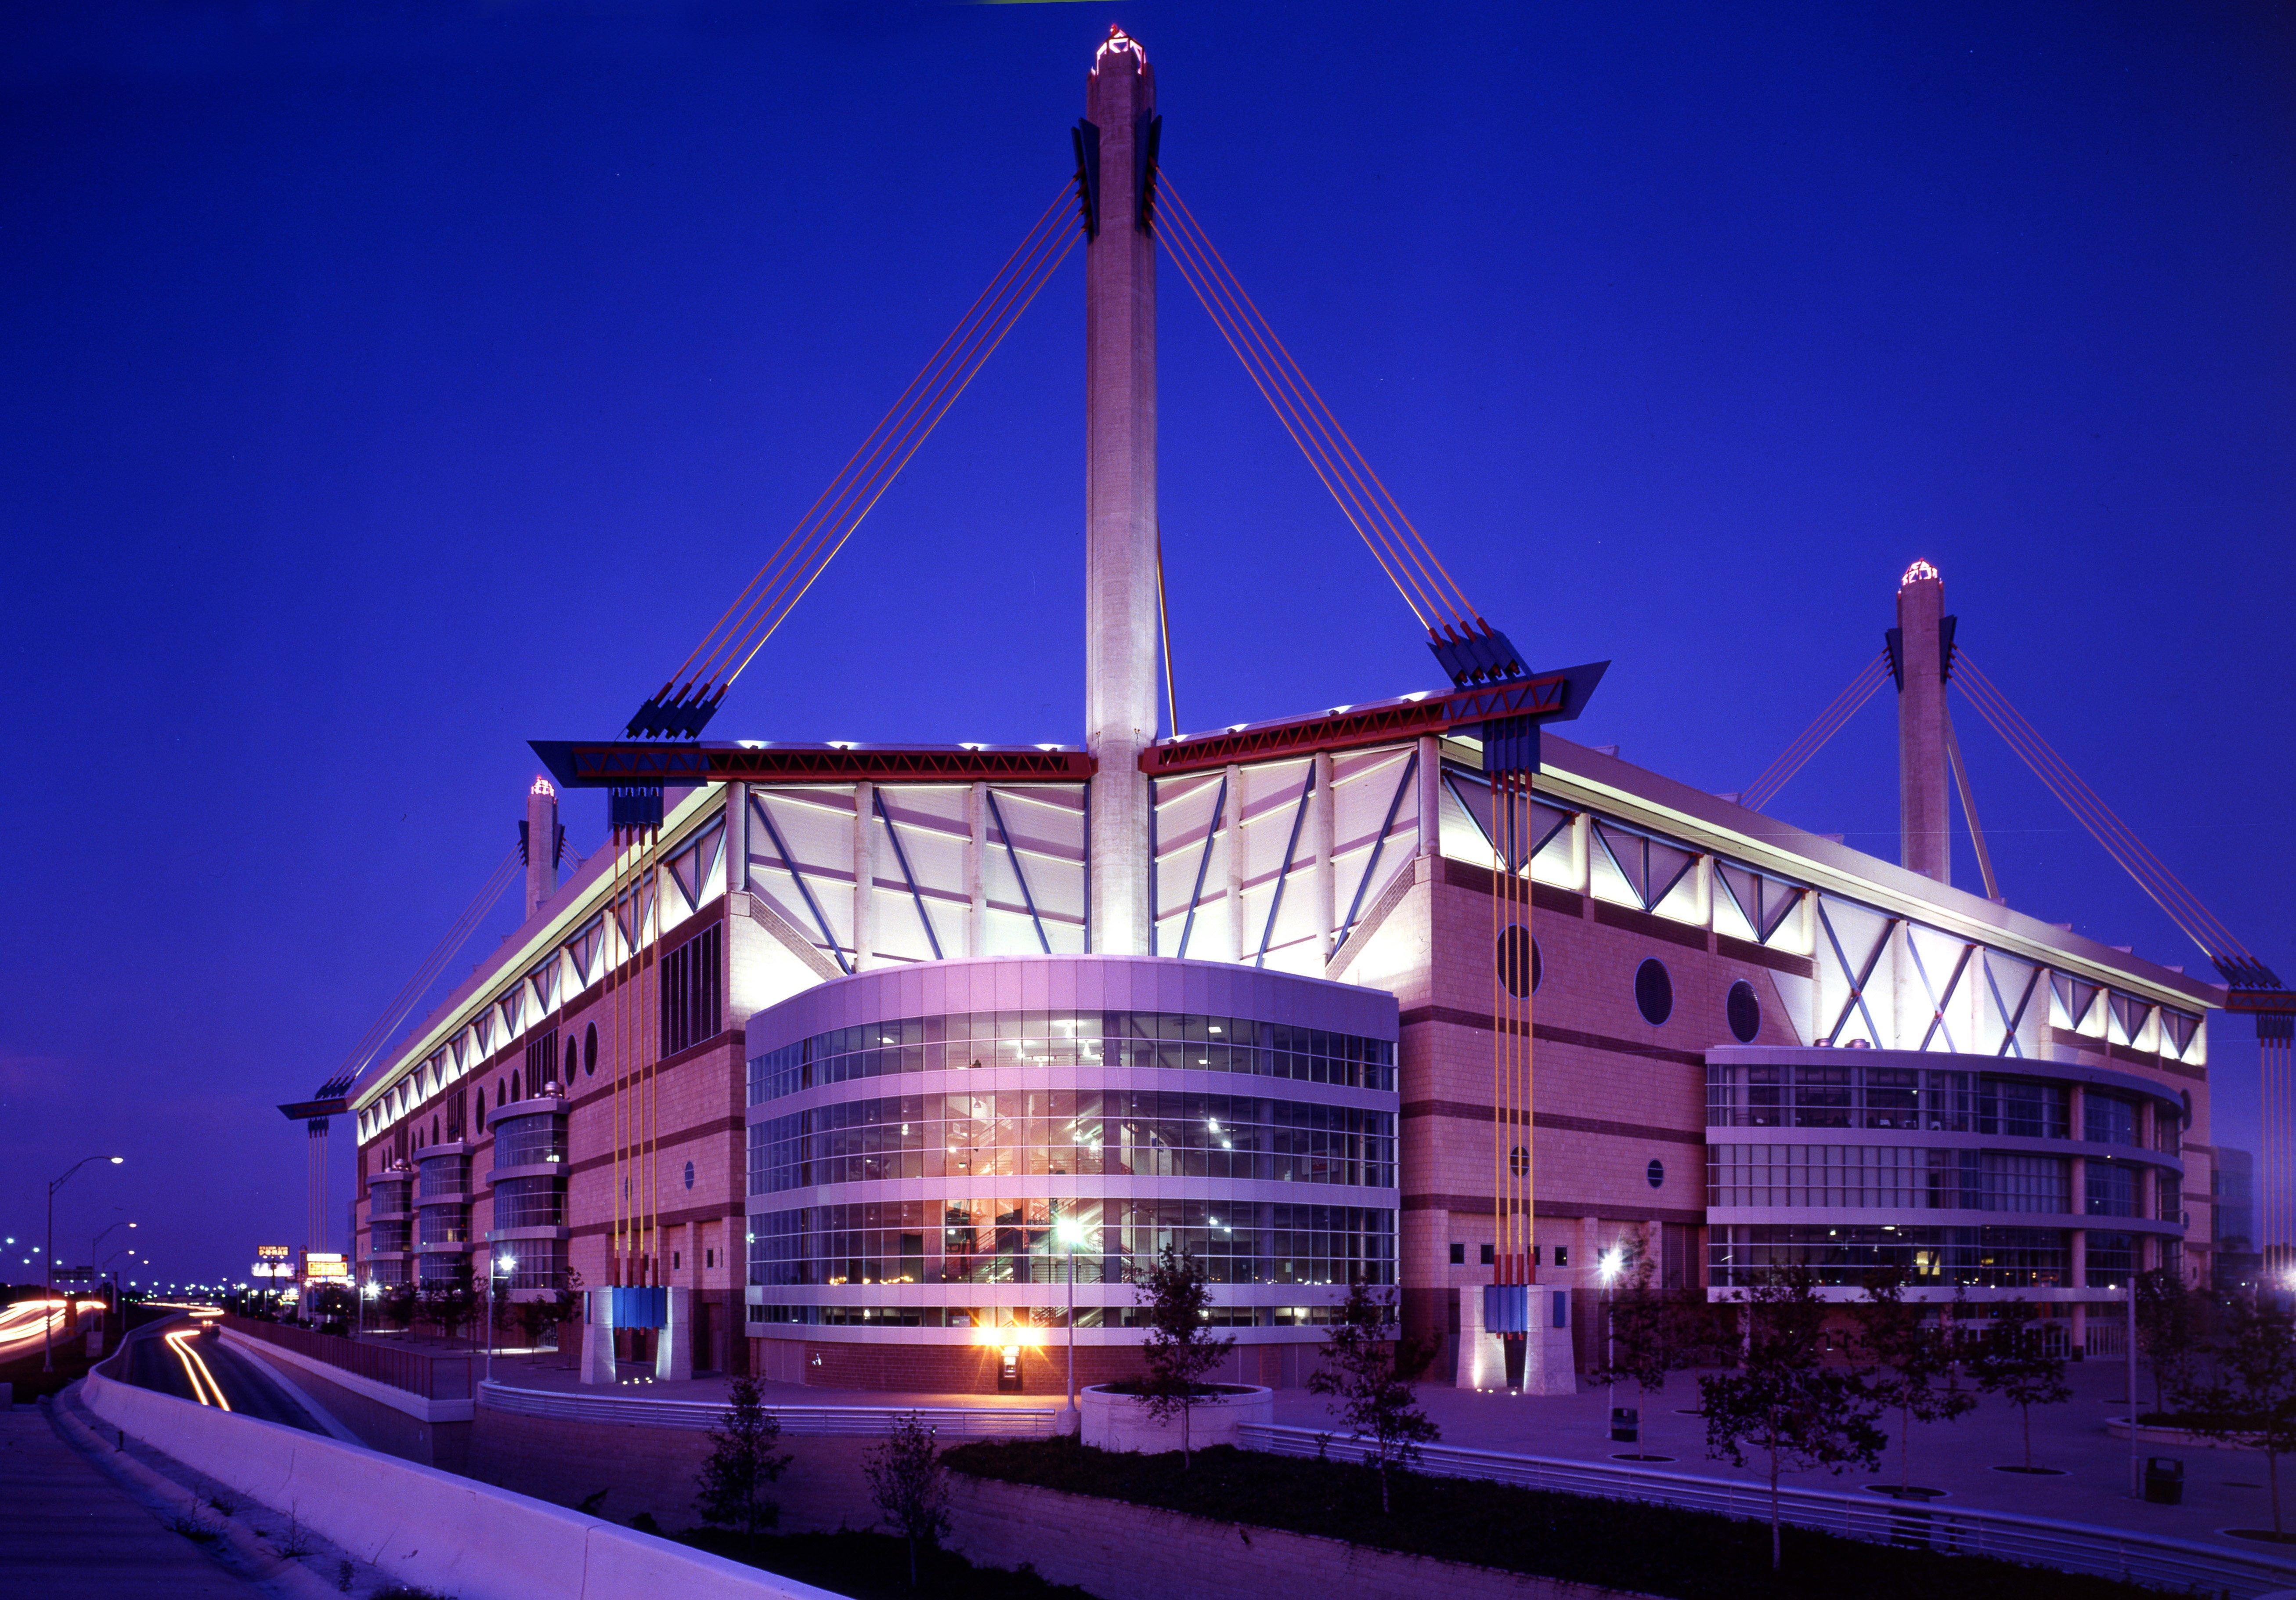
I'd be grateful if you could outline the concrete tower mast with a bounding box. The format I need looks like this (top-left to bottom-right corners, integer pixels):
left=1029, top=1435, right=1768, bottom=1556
left=525, top=775, right=559, bottom=919
left=1893, top=561, right=1951, bottom=884
left=1083, top=28, right=1159, bottom=956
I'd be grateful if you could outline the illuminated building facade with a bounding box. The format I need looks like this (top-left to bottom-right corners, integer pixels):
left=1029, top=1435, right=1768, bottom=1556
left=336, top=36, right=2227, bottom=1391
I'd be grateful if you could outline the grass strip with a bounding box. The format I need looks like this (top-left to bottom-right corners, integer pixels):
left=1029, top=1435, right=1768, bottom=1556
left=944, top=1440, right=2168, bottom=1600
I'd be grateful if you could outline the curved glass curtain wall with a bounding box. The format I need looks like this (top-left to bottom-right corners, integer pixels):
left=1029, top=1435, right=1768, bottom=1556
left=745, top=969, right=1400, bottom=1336
left=1704, top=1052, right=2184, bottom=1291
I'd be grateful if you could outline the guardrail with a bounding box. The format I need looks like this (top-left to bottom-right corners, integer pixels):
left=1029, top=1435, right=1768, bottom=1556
left=223, top=1316, right=472, bottom=1402
left=1238, top=1424, right=2296, bottom=1600
left=480, top=1381, right=1056, bottom=1438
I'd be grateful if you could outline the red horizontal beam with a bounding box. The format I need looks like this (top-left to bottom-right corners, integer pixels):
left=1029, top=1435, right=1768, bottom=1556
left=533, top=740, right=1093, bottom=788
left=1139, top=674, right=1573, bottom=776
left=2224, top=989, right=2296, bottom=1016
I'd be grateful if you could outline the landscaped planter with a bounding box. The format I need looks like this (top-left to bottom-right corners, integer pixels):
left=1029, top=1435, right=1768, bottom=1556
left=1080, top=1382, right=1274, bottom=1453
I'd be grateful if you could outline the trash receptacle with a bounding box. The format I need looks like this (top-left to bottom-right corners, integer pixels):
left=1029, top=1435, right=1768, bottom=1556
left=1611, top=1406, right=1639, bottom=1444
left=2144, top=1457, right=2184, bottom=1505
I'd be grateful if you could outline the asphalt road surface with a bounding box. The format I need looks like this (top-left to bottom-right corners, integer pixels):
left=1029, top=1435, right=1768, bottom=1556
left=119, top=1319, right=328, bottom=1434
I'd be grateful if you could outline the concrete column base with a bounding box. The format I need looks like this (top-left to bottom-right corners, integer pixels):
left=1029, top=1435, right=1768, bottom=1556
left=1456, top=1284, right=1576, bottom=1396
left=655, top=1287, right=693, bottom=1383
left=580, top=1293, right=616, bottom=1386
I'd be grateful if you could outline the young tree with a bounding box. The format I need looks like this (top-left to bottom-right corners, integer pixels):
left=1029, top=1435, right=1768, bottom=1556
left=865, top=1412, right=952, bottom=1586
left=1853, top=1267, right=1976, bottom=1494
left=1133, top=1243, right=1235, bottom=1468
left=1969, top=1299, right=2073, bottom=1472
left=1306, top=1279, right=1439, bottom=1513
left=1698, top=1267, right=1885, bottom=1571
left=2134, top=1268, right=2200, bottom=1419
left=2173, top=1292, right=2296, bottom=1535
left=1592, top=1257, right=1729, bottom=1402
left=694, top=1374, right=792, bottom=1546
left=420, top=1281, right=478, bottom=1343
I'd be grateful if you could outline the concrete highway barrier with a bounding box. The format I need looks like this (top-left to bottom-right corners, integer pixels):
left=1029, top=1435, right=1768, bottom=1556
left=82, top=1363, right=843, bottom=1600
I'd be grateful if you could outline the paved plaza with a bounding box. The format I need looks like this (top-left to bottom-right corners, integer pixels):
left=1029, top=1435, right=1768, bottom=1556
left=473, top=1344, right=2296, bottom=1557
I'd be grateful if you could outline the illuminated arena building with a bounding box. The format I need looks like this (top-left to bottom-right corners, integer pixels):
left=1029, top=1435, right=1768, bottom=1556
left=336, top=32, right=2246, bottom=1393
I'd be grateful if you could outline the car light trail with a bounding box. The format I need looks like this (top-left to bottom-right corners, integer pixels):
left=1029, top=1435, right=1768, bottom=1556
left=163, top=1326, right=231, bottom=1411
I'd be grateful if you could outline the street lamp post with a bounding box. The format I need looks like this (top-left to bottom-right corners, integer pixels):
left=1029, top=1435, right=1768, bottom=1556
left=1055, top=1214, right=1090, bottom=1434
left=46, top=1156, right=123, bottom=1372
left=1596, top=1246, right=1625, bottom=1438
left=485, top=1253, right=516, bottom=1384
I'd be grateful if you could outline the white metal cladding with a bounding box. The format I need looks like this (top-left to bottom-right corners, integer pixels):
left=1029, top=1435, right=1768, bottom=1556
left=1149, top=743, right=1422, bottom=974
left=356, top=807, right=729, bottom=1144
left=742, top=782, right=1090, bottom=972
left=1241, top=1427, right=2296, bottom=1599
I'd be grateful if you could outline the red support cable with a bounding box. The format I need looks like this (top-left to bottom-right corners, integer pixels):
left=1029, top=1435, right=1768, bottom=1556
left=1161, top=184, right=1479, bottom=631
left=1155, top=209, right=1438, bottom=627
left=668, top=187, right=1076, bottom=696
left=1951, top=656, right=2253, bottom=965
left=1741, top=652, right=1889, bottom=812
left=695, top=195, right=1079, bottom=693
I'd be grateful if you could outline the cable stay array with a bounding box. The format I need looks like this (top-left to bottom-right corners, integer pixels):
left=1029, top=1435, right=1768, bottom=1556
left=1744, top=644, right=2284, bottom=997
left=310, top=843, right=524, bottom=1102
left=1950, top=652, right=2278, bottom=991
left=1741, top=651, right=1891, bottom=812
left=625, top=181, right=1083, bottom=741
left=1154, top=176, right=1539, bottom=694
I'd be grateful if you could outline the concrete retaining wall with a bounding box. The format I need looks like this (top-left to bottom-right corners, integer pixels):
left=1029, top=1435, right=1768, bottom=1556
left=222, top=1329, right=471, bottom=1469
left=945, top=1474, right=1643, bottom=1600
left=80, top=1367, right=843, bottom=1600
left=1080, top=1383, right=1274, bottom=1454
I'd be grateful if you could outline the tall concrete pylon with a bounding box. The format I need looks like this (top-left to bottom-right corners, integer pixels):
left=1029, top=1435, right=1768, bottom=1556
left=526, top=776, right=559, bottom=920
left=1083, top=29, right=1159, bottom=957
left=1894, top=561, right=1950, bottom=884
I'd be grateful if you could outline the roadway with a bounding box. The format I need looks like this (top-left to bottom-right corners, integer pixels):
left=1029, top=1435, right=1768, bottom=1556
left=116, top=1315, right=329, bottom=1433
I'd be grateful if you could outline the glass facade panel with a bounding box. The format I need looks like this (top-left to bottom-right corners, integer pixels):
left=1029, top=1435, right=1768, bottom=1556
left=492, top=1175, right=566, bottom=1230
left=501, top=1240, right=568, bottom=1292
left=1706, top=1062, right=2131, bottom=1142
left=748, top=1199, right=1393, bottom=1290
left=417, top=1156, right=469, bottom=1200
left=370, top=1219, right=412, bottom=1253
left=749, top=1011, right=1397, bottom=1105
left=416, top=1206, right=472, bottom=1246
left=1708, top=1224, right=2066, bottom=1288
left=750, top=1091, right=1393, bottom=1196
left=2086, top=1093, right=2139, bottom=1147
left=1707, top=1146, right=2069, bottom=1213
left=492, top=1112, right=567, bottom=1171
left=2086, top=1230, right=2137, bottom=1286
left=2086, top=1161, right=2137, bottom=1217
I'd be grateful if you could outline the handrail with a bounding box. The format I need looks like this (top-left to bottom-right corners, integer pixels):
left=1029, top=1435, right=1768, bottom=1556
left=222, top=1317, right=472, bottom=1401
left=1238, top=1424, right=2296, bottom=1599
left=479, top=1381, right=1055, bottom=1438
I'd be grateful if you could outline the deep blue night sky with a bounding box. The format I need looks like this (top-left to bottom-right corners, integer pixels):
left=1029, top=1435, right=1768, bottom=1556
left=3, top=3, right=2289, bottom=1284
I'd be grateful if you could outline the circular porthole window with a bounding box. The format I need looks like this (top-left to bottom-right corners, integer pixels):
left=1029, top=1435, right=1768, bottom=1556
left=1635, top=958, right=1673, bottom=1026
left=1509, top=1145, right=1530, bottom=1177
left=564, top=1037, right=578, bottom=1085
left=585, top=1022, right=598, bottom=1076
left=1726, top=980, right=1761, bottom=1044
left=1647, top=1159, right=1665, bottom=1189
left=683, top=1160, right=696, bottom=1191
left=1496, top=925, right=1541, bottom=998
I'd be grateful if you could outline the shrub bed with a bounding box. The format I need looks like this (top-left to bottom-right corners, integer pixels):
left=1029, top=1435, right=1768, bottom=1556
left=679, top=1527, right=1093, bottom=1600
left=943, top=1440, right=2160, bottom=1600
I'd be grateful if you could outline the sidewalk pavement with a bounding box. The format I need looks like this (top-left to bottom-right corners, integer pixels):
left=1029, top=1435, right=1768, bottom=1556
left=0, top=1404, right=256, bottom=1598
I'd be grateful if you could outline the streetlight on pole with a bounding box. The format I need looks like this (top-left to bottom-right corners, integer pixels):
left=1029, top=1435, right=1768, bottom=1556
left=1055, top=1214, right=1091, bottom=1435
left=46, top=1156, right=123, bottom=1372
left=485, top=1253, right=516, bottom=1385
left=1596, top=1245, right=1625, bottom=1439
